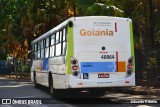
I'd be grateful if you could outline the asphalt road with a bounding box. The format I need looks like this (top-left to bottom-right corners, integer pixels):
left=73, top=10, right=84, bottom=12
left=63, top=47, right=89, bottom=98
left=0, top=78, right=160, bottom=107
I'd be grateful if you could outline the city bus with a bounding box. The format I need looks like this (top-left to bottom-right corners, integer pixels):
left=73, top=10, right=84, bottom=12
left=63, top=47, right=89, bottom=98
left=30, top=16, right=135, bottom=97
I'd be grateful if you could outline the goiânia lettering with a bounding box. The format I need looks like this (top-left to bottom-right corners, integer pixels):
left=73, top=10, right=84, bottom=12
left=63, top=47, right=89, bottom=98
left=80, top=29, right=114, bottom=36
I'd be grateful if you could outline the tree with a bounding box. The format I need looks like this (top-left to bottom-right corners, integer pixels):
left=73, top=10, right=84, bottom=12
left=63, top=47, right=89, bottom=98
left=77, top=0, right=124, bottom=16
left=0, top=0, right=160, bottom=81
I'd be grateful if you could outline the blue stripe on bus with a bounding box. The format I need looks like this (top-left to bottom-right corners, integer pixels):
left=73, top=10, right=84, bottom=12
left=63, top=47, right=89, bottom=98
left=80, top=62, right=116, bottom=73
left=42, top=58, right=48, bottom=71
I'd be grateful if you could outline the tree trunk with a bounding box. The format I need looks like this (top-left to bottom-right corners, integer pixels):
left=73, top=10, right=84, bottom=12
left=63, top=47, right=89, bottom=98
left=149, top=0, right=154, bottom=48
left=21, top=59, right=23, bottom=72
left=13, top=57, right=17, bottom=72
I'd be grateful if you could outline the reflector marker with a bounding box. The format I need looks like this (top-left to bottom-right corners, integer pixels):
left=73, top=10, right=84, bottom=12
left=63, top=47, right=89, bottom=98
left=125, top=81, right=129, bottom=83
left=116, top=51, right=118, bottom=72
left=128, top=65, right=133, bottom=69
left=100, top=52, right=108, bottom=54
left=115, top=22, right=117, bottom=32
left=78, top=83, right=83, bottom=85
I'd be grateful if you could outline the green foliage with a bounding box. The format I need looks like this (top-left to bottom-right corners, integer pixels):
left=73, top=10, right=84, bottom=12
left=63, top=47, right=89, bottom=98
left=17, top=65, right=30, bottom=73
left=77, top=0, right=124, bottom=16
left=0, top=53, right=7, bottom=60
left=0, top=0, right=160, bottom=82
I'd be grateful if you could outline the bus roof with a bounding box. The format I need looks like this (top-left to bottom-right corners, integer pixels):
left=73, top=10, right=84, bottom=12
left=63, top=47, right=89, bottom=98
left=32, top=16, right=131, bottom=44
left=32, top=20, right=68, bottom=44
left=69, top=16, right=131, bottom=21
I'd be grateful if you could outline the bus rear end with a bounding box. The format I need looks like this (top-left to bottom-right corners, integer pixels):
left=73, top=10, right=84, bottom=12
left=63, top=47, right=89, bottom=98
left=67, top=16, right=135, bottom=89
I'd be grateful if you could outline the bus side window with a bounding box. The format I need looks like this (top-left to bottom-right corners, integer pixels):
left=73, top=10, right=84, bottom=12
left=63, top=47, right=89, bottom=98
left=41, top=40, right=44, bottom=59
left=62, top=28, right=67, bottom=55
left=59, top=31, right=62, bottom=43
left=34, top=44, right=37, bottom=60
left=56, top=32, right=59, bottom=44
left=51, top=34, right=55, bottom=45
left=55, top=31, right=62, bottom=56
left=45, top=37, right=49, bottom=58
left=38, top=42, right=41, bottom=59
left=63, top=28, right=66, bottom=41
left=50, top=34, right=55, bottom=57
left=62, top=42, right=66, bottom=55
left=56, top=44, right=61, bottom=56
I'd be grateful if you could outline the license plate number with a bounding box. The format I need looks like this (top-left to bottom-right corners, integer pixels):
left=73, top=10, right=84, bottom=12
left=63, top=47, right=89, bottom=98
left=98, top=73, right=109, bottom=78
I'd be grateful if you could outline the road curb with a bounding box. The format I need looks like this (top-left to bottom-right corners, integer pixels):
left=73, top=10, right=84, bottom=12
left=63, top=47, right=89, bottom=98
left=0, top=73, right=31, bottom=81
left=108, top=86, right=160, bottom=96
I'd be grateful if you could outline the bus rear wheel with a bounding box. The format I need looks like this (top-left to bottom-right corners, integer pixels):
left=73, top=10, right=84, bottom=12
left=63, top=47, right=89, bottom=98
left=33, top=71, right=39, bottom=88
left=49, top=79, right=54, bottom=96
left=48, top=73, right=65, bottom=98
left=49, top=75, right=58, bottom=97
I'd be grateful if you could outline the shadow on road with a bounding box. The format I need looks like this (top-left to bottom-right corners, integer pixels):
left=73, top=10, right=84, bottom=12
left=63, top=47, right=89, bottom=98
left=38, top=84, right=103, bottom=98
left=36, top=85, right=119, bottom=104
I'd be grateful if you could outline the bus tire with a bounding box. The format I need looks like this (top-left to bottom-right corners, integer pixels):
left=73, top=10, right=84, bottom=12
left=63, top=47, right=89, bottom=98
left=33, top=71, right=39, bottom=88
left=49, top=73, right=57, bottom=97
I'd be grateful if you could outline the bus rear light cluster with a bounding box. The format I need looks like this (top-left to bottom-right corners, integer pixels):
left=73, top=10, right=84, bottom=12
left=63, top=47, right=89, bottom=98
left=71, top=60, right=77, bottom=65
left=127, top=70, right=132, bottom=75
left=128, top=57, right=133, bottom=63
left=72, top=71, right=79, bottom=76
left=72, top=65, right=78, bottom=70
left=126, top=57, right=134, bottom=78
left=71, top=57, right=81, bottom=79
left=128, top=65, right=133, bottom=69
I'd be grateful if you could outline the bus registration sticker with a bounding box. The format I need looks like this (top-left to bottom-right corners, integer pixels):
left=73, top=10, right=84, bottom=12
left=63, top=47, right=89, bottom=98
left=98, top=73, right=109, bottom=78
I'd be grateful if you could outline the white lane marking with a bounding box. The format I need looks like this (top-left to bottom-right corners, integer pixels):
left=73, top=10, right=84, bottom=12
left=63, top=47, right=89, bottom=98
left=0, top=105, right=13, bottom=107
left=28, top=105, right=48, bottom=107
left=0, top=84, right=33, bottom=88
left=14, top=96, right=35, bottom=98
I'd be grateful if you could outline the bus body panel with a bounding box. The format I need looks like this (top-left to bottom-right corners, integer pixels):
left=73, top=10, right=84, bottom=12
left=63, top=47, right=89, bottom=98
left=68, top=73, right=135, bottom=88
left=31, top=57, right=67, bottom=88
left=49, top=56, right=67, bottom=89
left=31, top=16, right=135, bottom=90
left=67, top=17, right=135, bottom=88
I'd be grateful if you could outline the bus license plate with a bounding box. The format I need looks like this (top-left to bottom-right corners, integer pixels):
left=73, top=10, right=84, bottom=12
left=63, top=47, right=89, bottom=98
left=98, top=73, right=109, bottom=78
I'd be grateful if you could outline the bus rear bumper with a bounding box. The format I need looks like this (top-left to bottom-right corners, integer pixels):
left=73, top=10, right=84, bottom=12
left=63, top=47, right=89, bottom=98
left=68, top=73, right=135, bottom=88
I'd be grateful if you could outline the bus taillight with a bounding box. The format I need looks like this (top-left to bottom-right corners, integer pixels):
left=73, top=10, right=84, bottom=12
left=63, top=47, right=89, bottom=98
left=128, top=65, right=133, bottom=69
left=126, top=57, right=134, bottom=78
left=127, top=70, right=132, bottom=75
left=72, top=60, right=77, bottom=65
left=72, top=65, right=78, bottom=70
left=72, top=71, right=79, bottom=76
left=71, top=57, right=81, bottom=79
left=128, top=57, right=133, bottom=63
